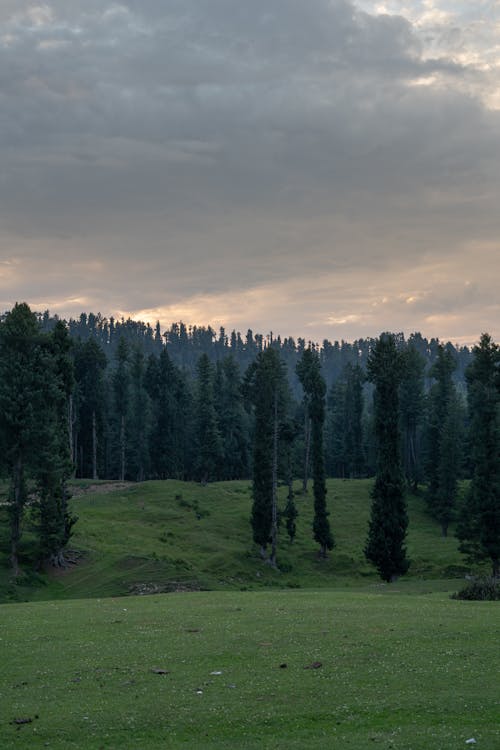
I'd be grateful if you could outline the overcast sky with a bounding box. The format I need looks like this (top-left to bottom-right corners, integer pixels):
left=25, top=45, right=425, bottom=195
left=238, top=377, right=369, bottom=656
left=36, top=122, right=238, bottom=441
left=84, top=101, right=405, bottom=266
left=0, top=1, right=498, bottom=345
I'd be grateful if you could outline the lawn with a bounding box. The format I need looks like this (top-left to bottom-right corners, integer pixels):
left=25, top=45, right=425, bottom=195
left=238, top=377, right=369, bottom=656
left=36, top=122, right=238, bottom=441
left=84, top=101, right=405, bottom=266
left=0, top=588, right=498, bottom=749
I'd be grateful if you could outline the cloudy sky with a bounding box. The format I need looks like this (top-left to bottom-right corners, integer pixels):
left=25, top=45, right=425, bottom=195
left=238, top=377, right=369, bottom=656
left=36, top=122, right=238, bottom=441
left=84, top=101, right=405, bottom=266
left=0, top=1, right=498, bottom=345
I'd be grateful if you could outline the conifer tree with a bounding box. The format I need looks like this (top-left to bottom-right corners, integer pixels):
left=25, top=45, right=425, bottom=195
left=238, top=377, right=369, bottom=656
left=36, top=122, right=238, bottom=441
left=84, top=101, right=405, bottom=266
left=0, top=304, right=59, bottom=574
left=113, top=337, right=130, bottom=480
left=365, top=334, right=409, bottom=581
left=297, top=348, right=333, bottom=557
left=424, top=346, right=463, bottom=535
left=247, top=347, right=288, bottom=565
left=457, top=334, right=500, bottom=576
left=128, top=346, right=150, bottom=481
left=399, top=345, right=425, bottom=492
left=194, top=354, right=223, bottom=483
left=215, top=356, right=250, bottom=479
left=73, top=338, right=107, bottom=479
left=145, top=350, right=189, bottom=479
left=37, top=321, right=77, bottom=566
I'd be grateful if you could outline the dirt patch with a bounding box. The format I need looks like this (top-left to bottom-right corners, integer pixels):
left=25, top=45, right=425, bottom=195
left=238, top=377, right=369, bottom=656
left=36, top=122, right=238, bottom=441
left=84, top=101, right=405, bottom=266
left=70, top=482, right=134, bottom=497
left=129, top=581, right=202, bottom=595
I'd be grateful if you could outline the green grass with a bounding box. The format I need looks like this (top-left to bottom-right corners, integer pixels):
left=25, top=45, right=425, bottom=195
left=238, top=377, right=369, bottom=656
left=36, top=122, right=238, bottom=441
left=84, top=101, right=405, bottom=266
left=0, top=479, right=477, bottom=602
left=0, top=589, right=498, bottom=749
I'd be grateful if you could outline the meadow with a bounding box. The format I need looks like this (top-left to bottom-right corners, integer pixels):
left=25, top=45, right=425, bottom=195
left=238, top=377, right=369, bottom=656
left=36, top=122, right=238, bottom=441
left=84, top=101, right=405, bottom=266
left=0, top=480, right=498, bottom=748
left=1, top=588, right=498, bottom=749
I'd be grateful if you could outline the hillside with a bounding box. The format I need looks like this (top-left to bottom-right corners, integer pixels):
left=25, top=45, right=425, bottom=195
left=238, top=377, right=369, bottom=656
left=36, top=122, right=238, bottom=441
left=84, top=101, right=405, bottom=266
left=1, top=479, right=474, bottom=603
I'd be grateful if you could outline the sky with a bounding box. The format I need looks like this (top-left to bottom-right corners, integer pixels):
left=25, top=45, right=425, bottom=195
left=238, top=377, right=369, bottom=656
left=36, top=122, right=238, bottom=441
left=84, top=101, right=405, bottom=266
left=0, top=1, right=499, bottom=346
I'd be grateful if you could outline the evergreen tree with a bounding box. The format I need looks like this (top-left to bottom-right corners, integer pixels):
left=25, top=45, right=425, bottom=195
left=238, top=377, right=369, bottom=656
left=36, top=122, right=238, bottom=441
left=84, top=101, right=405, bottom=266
left=0, top=304, right=59, bottom=574
left=247, top=348, right=289, bottom=565
left=145, top=350, right=189, bottom=479
left=297, top=348, right=333, bottom=557
left=215, top=356, right=250, bottom=479
left=112, top=337, right=130, bottom=480
left=73, top=338, right=107, bottom=479
left=128, top=346, right=150, bottom=481
left=424, top=346, right=463, bottom=535
left=457, top=334, right=500, bottom=576
left=399, top=345, right=425, bottom=492
left=193, top=354, right=223, bottom=483
left=365, top=334, right=409, bottom=582
left=37, top=321, right=77, bottom=567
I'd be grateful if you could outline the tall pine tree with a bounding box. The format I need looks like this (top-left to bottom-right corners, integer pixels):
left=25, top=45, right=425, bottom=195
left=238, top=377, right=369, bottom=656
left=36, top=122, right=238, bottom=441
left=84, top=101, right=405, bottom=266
left=457, top=334, right=500, bottom=576
left=365, top=334, right=409, bottom=582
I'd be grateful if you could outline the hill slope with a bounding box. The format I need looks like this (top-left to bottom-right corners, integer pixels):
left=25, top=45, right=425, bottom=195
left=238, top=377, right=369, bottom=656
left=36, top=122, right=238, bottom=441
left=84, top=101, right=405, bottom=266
left=0, top=478, right=474, bottom=602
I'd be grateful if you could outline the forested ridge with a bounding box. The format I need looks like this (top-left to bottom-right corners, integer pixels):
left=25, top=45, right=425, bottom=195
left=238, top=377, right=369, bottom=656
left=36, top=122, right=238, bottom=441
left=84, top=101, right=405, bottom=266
left=0, top=304, right=498, bottom=579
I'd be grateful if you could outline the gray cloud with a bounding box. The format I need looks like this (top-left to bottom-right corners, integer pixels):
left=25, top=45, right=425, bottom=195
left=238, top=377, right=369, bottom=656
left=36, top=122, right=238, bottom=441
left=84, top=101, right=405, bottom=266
left=0, top=1, right=498, bottom=343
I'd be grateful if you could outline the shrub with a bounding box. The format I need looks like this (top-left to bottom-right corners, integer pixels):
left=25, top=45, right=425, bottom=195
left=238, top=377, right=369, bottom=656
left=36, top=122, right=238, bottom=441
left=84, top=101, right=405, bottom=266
left=452, top=577, right=500, bottom=601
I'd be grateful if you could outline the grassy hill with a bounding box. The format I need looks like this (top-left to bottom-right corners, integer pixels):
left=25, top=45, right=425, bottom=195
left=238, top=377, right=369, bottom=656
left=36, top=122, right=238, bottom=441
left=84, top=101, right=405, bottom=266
left=1, top=478, right=475, bottom=603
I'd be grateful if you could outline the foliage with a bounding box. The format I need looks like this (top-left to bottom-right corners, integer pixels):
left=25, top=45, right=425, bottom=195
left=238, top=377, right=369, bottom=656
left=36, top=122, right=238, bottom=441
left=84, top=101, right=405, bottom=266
left=452, top=576, right=500, bottom=601
left=365, top=334, right=409, bottom=582
left=457, top=334, right=500, bottom=576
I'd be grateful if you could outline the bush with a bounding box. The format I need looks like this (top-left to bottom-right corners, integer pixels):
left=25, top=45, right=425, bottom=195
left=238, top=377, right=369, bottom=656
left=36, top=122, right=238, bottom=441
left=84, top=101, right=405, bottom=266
left=452, top=577, right=500, bottom=601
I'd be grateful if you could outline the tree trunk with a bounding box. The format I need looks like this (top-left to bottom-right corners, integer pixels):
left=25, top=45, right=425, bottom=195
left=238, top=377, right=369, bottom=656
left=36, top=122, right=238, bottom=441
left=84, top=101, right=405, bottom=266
left=303, top=414, right=311, bottom=493
left=68, top=394, right=75, bottom=472
left=92, top=411, right=98, bottom=480
left=10, top=457, right=23, bottom=576
left=441, top=523, right=448, bottom=538
left=120, top=414, right=126, bottom=481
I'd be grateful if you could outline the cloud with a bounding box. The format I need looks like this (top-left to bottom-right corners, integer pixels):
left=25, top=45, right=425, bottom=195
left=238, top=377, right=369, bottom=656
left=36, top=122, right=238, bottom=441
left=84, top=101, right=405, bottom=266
left=0, top=1, right=499, bottom=344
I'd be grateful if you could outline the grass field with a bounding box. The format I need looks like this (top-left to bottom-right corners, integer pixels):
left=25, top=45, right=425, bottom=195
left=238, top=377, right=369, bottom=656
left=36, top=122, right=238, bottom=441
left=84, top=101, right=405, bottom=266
left=0, top=480, right=497, bottom=748
left=0, top=478, right=476, bottom=603
left=1, top=588, right=498, bottom=749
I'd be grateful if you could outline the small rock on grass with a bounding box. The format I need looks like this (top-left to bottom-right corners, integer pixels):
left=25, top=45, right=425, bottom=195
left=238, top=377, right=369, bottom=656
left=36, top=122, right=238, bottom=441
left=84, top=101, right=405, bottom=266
left=150, top=668, right=170, bottom=675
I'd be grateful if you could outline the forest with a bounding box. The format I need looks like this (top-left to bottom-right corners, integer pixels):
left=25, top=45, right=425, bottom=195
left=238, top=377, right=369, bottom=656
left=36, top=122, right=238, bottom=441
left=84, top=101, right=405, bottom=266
left=0, top=303, right=498, bottom=582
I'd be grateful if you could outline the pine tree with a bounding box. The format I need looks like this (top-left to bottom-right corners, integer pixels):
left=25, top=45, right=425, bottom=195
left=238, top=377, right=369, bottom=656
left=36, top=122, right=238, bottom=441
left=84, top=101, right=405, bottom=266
left=193, top=354, right=223, bottom=483
left=37, top=321, right=77, bottom=567
left=424, top=346, right=463, bottom=535
left=128, top=346, right=150, bottom=481
left=73, top=338, right=107, bottom=479
left=0, top=304, right=58, bottom=574
left=145, top=350, right=189, bottom=479
left=297, top=348, right=334, bottom=557
left=215, top=356, right=250, bottom=479
left=365, top=334, right=409, bottom=582
left=113, top=337, right=130, bottom=481
left=457, top=334, right=500, bottom=576
left=399, top=345, right=425, bottom=492
left=247, top=348, right=288, bottom=565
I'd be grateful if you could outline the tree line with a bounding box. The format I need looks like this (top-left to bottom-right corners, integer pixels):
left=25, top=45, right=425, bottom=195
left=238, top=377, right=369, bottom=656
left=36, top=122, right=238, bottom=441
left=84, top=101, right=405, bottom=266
left=0, top=303, right=498, bottom=579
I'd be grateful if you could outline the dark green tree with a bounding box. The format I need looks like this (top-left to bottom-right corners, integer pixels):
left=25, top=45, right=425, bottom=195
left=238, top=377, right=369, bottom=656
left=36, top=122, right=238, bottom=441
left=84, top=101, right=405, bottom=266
left=128, top=346, right=150, bottom=481
left=73, top=338, right=107, bottom=479
left=399, top=345, right=425, bottom=492
left=457, top=334, right=500, bottom=576
left=112, top=337, right=130, bottom=481
left=424, top=346, right=463, bottom=535
left=0, top=304, right=43, bottom=574
left=37, top=321, right=77, bottom=567
left=297, top=348, right=334, bottom=557
left=145, top=350, right=189, bottom=479
left=215, top=356, right=250, bottom=479
left=247, top=347, right=289, bottom=566
left=365, top=334, right=409, bottom=582
left=193, top=354, right=223, bottom=483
